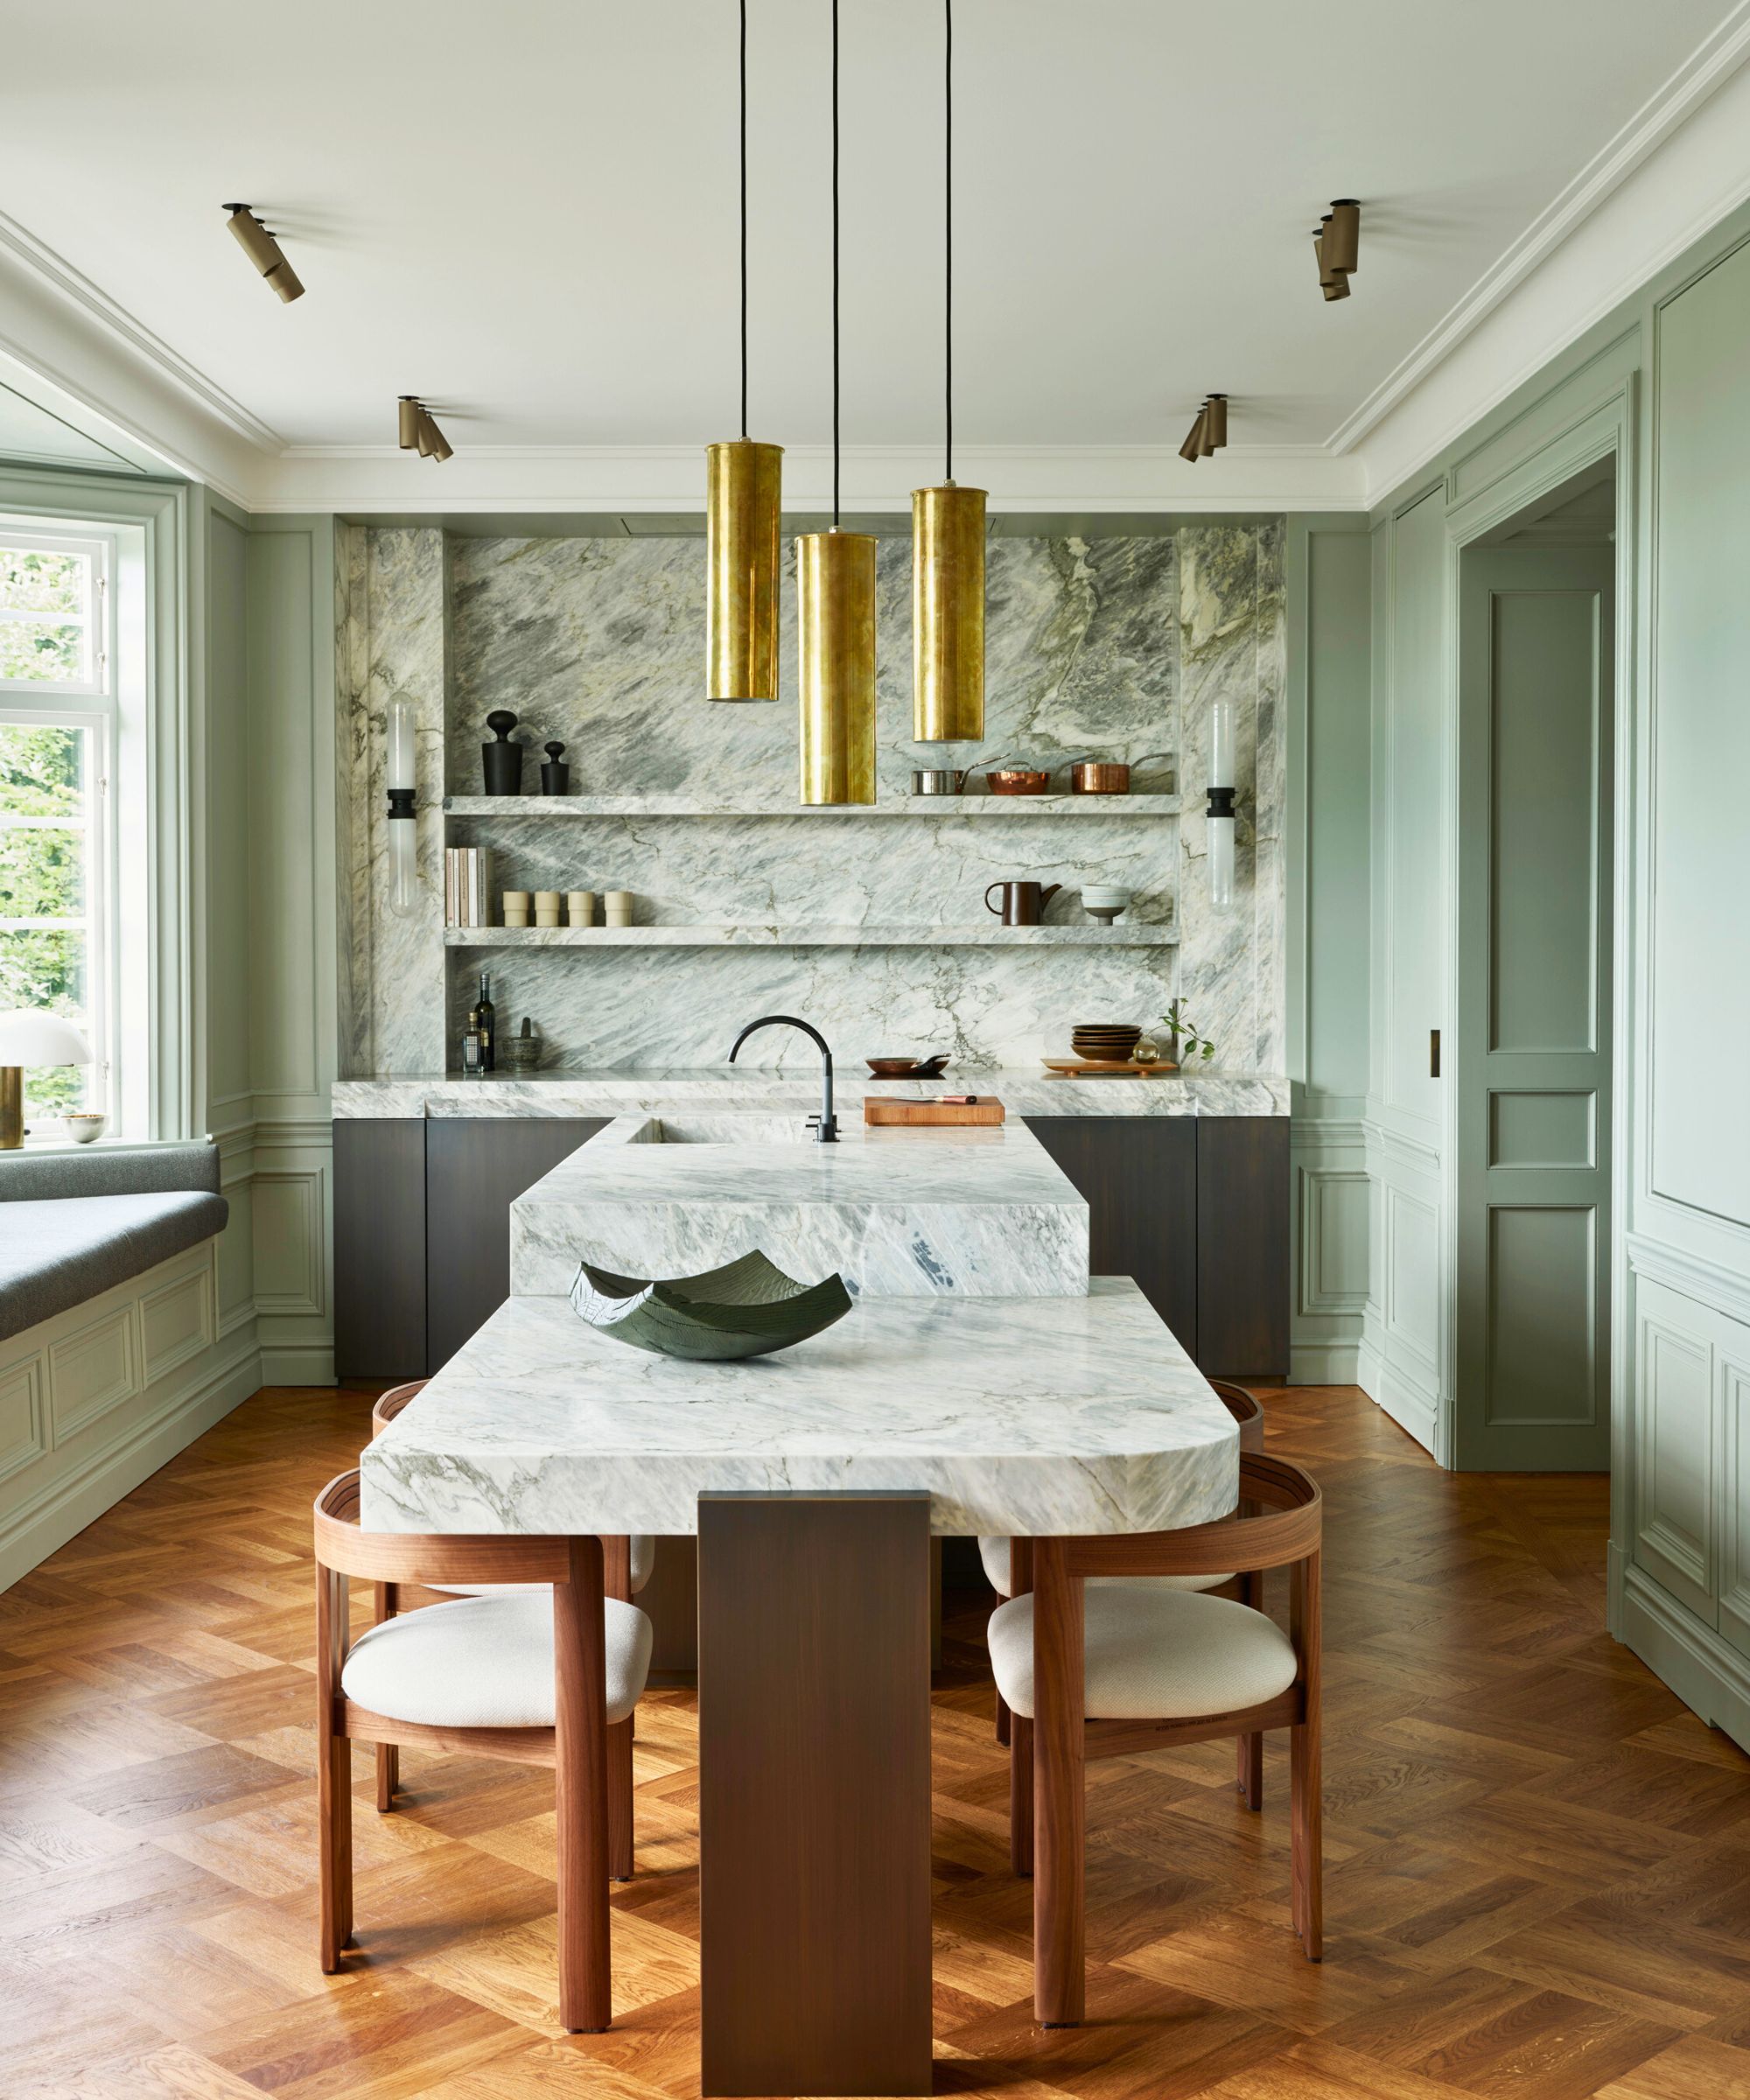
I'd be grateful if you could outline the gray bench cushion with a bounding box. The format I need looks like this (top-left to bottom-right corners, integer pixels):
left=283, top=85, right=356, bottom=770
left=0, top=1143, right=220, bottom=1202
left=0, top=1191, right=230, bottom=1341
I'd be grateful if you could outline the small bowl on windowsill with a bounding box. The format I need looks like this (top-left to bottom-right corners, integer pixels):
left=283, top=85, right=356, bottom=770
left=64, top=1112, right=107, bottom=1144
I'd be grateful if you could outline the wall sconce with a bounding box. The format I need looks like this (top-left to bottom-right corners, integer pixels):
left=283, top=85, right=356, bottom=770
left=223, top=204, right=304, bottom=303
left=397, top=397, right=453, bottom=462
left=1207, top=696, right=1236, bottom=909
left=1313, top=199, right=1360, bottom=301
left=386, top=692, right=419, bottom=919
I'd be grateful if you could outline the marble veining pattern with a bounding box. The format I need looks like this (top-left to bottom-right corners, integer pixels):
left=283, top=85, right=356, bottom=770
left=508, top=1115, right=1090, bottom=1298
left=359, top=1278, right=1240, bottom=1539
left=331, top=1068, right=1292, bottom=1118
left=337, top=526, right=1284, bottom=1082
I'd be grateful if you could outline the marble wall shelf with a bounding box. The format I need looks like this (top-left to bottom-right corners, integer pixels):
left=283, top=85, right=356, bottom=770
left=444, top=794, right=1182, bottom=820
left=443, top=922, right=1179, bottom=949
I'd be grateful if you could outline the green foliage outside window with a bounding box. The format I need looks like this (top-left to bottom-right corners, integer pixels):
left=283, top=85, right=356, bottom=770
left=0, top=548, right=88, bottom=685
left=0, top=723, right=91, bottom=1116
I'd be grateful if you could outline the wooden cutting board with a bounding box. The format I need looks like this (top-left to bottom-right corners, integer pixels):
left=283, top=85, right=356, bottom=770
left=1040, top=1057, right=1180, bottom=1077
left=864, top=1096, right=1006, bottom=1126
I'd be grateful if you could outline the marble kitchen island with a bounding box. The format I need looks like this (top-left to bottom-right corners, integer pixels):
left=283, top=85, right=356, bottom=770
left=360, top=1102, right=1240, bottom=2097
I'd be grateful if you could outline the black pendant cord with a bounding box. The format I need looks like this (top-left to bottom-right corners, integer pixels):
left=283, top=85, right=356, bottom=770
left=739, top=0, right=748, bottom=439
left=831, top=0, right=841, bottom=530
left=944, top=0, right=952, bottom=484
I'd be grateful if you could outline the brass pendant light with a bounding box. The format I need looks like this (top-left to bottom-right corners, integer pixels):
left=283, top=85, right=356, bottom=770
left=912, top=0, right=985, bottom=743
left=706, top=0, right=783, bottom=701
left=798, top=0, right=877, bottom=803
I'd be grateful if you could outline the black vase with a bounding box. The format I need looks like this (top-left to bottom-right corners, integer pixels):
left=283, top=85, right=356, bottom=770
left=482, top=710, right=523, bottom=795
left=540, top=740, right=570, bottom=795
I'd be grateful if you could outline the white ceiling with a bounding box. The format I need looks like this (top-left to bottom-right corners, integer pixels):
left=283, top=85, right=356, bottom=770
left=0, top=0, right=1745, bottom=497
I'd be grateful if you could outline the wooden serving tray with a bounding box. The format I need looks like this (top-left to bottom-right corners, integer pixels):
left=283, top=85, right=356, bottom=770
left=864, top=1096, right=1006, bottom=1126
left=1040, top=1057, right=1180, bottom=1078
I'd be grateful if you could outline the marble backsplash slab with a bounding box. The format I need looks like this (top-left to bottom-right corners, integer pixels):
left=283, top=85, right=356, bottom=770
left=339, top=524, right=1284, bottom=1078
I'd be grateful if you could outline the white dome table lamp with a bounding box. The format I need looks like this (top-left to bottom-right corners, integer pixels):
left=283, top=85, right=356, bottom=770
left=0, top=1011, right=92, bottom=1150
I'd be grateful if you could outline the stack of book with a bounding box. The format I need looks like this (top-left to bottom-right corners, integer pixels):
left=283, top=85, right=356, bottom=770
left=444, top=846, right=494, bottom=926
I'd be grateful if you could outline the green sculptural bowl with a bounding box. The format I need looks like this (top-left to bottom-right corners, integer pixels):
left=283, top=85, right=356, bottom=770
left=569, top=1249, right=853, bottom=1361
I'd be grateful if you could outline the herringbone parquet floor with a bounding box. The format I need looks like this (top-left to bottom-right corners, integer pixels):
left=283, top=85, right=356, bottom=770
left=3, top=1381, right=1748, bottom=2098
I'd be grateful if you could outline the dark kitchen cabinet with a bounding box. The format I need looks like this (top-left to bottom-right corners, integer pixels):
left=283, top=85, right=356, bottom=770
left=424, top=1118, right=606, bottom=1371
left=332, top=1119, right=427, bottom=1379
left=1025, top=1114, right=1288, bottom=1377
left=332, top=1116, right=605, bottom=1378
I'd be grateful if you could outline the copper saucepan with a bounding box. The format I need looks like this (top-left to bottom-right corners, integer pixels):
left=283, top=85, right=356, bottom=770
left=1066, top=750, right=1172, bottom=795
left=984, top=767, right=1054, bottom=795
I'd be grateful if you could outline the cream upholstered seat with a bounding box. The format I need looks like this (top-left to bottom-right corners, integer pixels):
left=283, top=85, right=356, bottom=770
left=342, top=1590, right=652, bottom=1731
left=989, top=1582, right=1298, bottom=1722
left=978, top=1534, right=1229, bottom=1598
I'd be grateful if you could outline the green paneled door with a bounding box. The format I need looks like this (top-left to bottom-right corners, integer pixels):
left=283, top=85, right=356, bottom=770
left=1456, top=545, right=1614, bottom=1469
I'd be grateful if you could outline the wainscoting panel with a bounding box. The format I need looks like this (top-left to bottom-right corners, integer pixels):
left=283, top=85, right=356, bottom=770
left=1633, top=1280, right=1717, bottom=1624
left=49, top=1306, right=140, bottom=1445
left=0, top=1356, right=45, bottom=1488
left=141, top=1261, right=216, bottom=1387
left=1290, top=1114, right=1368, bottom=1384
left=1721, top=1351, right=1750, bottom=1663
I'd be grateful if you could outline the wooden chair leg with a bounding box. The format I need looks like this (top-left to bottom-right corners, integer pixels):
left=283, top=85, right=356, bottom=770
left=1237, top=1570, right=1264, bottom=1808
left=1032, top=1540, right=1085, bottom=2027
left=556, top=1541, right=612, bottom=2033
left=996, top=1688, right=1011, bottom=1746
left=607, top=1718, right=634, bottom=1882
left=318, top=1730, right=353, bottom=1970
left=1010, top=1714, right=1033, bottom=1876
left=375, top=1743, right=399, bottom=1814
left=1292, top=1716, right=1321, bottom=1961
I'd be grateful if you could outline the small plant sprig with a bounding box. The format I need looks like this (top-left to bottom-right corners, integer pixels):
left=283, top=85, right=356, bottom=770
left=1158, top=999, right=1216, bottom=1066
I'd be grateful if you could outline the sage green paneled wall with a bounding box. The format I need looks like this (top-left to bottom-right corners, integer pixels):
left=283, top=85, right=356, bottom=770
left=1288, top=521, right=1371, bottom=1382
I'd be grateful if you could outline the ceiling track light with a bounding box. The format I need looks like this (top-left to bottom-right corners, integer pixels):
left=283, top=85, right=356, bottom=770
left=1180, top=396, right=1228, bottom=463
left=397, top=397, right=452, bottom=463
left=223, top=204, right=304, bottom=302
left=1314, top=197, right=1359, bottom=300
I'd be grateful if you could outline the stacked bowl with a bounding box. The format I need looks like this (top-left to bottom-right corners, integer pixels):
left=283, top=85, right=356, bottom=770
left=1071, top=1022, right=1142, bottom=1064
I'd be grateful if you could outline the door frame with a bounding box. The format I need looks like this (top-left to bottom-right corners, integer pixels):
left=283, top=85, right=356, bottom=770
left=1439, top=383, right=1637, bottom=1486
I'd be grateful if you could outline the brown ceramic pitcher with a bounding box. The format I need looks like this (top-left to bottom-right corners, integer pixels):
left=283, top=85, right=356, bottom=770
left=984, top=880, right=1062, bottom=926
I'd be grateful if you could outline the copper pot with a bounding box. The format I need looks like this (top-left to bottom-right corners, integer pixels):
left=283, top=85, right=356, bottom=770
left=985, top=768, right=1053, bottom=796
left=1069, top=762, right=1131, bottom=794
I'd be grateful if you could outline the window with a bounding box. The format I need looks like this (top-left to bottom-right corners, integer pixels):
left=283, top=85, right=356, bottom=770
left=0, top=530, right=115, bottom=1128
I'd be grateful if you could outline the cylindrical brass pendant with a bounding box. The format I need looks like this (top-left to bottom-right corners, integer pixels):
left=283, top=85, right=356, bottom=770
left=1179, top=410, right=1207, bottom=463
left=706, top=439, right=784, bottom=701
left=1314, top=226, right=1350, bottom=300
left=911, top=482, right=986, bottom=742
left=1204, top=395, right=1228, bottom=449
left=797, top=530, right=877, bottom=804
left=0, top=1068, right=22, bottom=1151
left=398, top=397, right=421, bottom=450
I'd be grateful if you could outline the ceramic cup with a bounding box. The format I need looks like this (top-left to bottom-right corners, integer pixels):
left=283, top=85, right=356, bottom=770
left=567, top=890, right=597, bottom=927
left=534, top=889, right=563, bottom=928
left=1080, top=884, right=1132, bottom=924
left=604, top=888, right=634, bottom=927
left=502, top=889, right=531, bottom=928
left=65, top=1111, right=106, bottom=1144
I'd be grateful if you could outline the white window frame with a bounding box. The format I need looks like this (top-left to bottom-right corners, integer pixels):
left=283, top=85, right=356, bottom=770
left=0, top=519, right=125, bottom=1130
left=0, top=529, right=111, bottom=701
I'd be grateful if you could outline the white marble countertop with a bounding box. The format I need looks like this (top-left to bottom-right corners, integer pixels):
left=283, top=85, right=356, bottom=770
left=331, top=1068, right=1290, bottom=1119
left=510, top=1114, right=1089, bottom=1298
left=360, top=1278, right=1239, bottom=1538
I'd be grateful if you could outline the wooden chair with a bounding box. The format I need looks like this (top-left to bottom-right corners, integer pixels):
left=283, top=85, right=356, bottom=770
left=313, top=1469, right=653, bottom=2032
left=992, top=1451, right=1322, bottom=2026
left=368, top=1379, right=652, bottom=1864
left=985, top=1379, right=1269, bottom=1810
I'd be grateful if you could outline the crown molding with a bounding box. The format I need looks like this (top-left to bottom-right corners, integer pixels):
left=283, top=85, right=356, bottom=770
left=1333, top=0, right=1750, bottom=460
left=0, top=210, right=285, bottom=454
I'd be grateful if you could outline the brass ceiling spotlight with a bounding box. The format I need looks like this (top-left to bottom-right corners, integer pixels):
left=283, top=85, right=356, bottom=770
left=397, top=397, right=453, bottom=463
left=222, top=204, right=304, bottom=302
left=1179, top=395, right=1228, bottom=463
left=1313, top=199, right=1360, bottom=301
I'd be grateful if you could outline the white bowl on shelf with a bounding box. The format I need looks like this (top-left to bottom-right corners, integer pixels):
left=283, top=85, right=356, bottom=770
left=64, top=1112, right=106, bottom=1144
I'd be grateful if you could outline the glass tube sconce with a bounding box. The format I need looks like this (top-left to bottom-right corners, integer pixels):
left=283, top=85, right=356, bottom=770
left=386, top=692, right=418, bottom=918
left=1207, top=697, right=1236, bottom=910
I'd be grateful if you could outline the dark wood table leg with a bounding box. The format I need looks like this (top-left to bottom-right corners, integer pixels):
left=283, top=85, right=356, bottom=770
left=1032, top=1536, right=1085, bottom=2026
left=698, top=1493, right=933, bottom=2098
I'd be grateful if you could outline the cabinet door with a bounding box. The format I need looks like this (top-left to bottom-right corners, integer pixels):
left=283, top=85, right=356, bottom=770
left=424, top=1119, right=606, bottom=1370
left=1197, top=1118, right=1290, bottom=1378
left=1024, top=1117, right=1197, bottom=1354
left=332, top=1120, right=426, bottom=1380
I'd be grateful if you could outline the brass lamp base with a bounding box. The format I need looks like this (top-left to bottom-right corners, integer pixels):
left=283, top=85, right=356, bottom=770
left=0, top=1068, right=23, bottom=1150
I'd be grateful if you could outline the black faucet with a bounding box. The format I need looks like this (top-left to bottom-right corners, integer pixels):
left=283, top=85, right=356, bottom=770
left=728, top=1013, right=837, bottom=1143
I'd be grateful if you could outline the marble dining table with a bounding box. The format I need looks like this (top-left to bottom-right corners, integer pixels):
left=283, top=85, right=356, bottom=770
left=362, top=1274, right=1239, bottom=2097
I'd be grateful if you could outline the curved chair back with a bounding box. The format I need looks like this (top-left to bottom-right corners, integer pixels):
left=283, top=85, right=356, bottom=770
left=314, top=1468, right=583, bottom=1589
left=1065, top=1452, right=1320, bottom=1583
left=1208, top=1378, right=1265, bottom=1453
left=372, top=1380, right=428, bottom=1438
